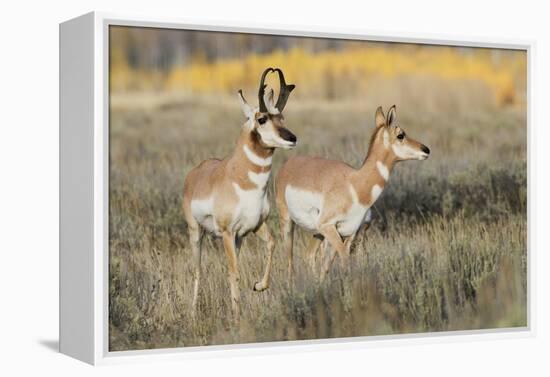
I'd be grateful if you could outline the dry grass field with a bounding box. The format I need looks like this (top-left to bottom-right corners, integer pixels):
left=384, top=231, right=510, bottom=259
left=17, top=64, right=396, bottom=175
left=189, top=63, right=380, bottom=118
left=108, top=68, right=527, bottom=350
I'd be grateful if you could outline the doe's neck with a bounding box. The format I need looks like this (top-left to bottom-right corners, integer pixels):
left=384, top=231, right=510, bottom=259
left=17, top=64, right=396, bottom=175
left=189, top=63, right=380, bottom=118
left=358, top=132, right=396, bottom=183
left=352, top=133, right=397, bottom=206
left=360, top=150, right=395, bottom=179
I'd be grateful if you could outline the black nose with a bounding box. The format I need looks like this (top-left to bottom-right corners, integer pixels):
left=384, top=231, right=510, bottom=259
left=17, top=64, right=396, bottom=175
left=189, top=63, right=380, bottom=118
left=279, top=127, right=297, bottom=143
left=421, top=145, right=430, bottom=155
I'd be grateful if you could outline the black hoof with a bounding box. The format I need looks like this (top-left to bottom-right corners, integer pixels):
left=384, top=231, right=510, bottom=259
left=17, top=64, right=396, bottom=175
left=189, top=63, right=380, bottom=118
left=253, top=282, right=259, bottom=291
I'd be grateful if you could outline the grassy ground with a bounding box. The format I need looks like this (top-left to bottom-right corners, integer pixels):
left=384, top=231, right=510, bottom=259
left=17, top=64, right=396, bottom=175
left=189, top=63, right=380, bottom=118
left=108, top=83, right=527, bottom=350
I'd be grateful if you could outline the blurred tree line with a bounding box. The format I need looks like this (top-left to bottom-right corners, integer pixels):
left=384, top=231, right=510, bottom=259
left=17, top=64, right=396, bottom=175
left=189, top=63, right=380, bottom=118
left=109, top=26, right=526, bottom=107
left=110, top=26, right=369, bottom=70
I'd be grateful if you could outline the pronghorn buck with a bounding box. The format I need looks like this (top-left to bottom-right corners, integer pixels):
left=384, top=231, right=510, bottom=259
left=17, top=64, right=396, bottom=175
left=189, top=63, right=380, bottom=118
left=183, top=68, right=297, bottom=318
left=275, top=106, right=430, bottom=280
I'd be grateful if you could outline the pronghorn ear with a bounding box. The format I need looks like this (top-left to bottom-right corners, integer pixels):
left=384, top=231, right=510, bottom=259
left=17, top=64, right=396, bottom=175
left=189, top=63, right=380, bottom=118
left=266, top=89, right=275, bottom=107
left=237, top=90, right=254, bottom=119
left=264, top=88, right=280, bottom=114
left=375, top=106, right=386, bottom=128
left=387, top=105, right=397, bottom=127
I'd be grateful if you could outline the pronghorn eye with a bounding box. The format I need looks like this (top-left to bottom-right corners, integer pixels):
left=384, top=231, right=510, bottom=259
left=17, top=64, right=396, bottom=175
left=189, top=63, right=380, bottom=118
left=258, top=116, right=268, bottom=125
left=397, top=133, right=405, bottom=140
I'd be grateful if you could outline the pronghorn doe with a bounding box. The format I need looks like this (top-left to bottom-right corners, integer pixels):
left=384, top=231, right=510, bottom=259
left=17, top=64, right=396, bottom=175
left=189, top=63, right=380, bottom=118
left=275, top=106, right=430, bottom=280
left=183, top=68, right=297, bottom=318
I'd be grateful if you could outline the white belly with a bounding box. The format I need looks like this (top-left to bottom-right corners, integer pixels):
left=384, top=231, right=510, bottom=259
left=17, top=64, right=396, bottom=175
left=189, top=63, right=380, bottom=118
left=231, top=183, right=268, bottom=237
left=190, top=196, right=220, bottom=235
left=285, top=184, right=373, bottom=237
left=190, top=183, right=269, bottom=238
left=335, top=204, right=370, bottom=237
left=285, top=185, right=323, bottom=231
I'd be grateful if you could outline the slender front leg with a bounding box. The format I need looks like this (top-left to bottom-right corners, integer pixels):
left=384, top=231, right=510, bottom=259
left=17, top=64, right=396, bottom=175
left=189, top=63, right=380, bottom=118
left=319, top=225, right=349, bottom=281
left=344, top=232, right=357, bottom=255
left=281, top=219, right=295, bottom=283
left=320, top=231, right=358, bottom=281
left=319, top=225, right=346, bottom=257
left=253, top=222, right=275, bottom=291
left=353, top=222, right=369, bottom=254
left=222, top=231, right=240, bottom=320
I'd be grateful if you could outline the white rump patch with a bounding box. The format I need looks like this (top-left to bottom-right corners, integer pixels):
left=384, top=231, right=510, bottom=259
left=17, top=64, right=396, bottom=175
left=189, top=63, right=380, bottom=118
left=243, top=145, right=272, bottom=167
left=371, top=184, right=383, bottom=204
left=248, top=170, right=271, bottom=189
left=190, top=196, right=218, bottom=234
left=285, top=185, right=323, bottom=232
left=376, top=161, right=389, bottom=181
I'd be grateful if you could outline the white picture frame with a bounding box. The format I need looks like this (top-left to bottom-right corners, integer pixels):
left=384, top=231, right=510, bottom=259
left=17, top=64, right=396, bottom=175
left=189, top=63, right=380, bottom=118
left=59, top=11, right=535, bottom=365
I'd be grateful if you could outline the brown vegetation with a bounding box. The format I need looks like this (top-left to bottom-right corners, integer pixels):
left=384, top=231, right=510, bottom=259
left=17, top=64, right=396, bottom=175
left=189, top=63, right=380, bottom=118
left=108, top=83, right=526, bottom=350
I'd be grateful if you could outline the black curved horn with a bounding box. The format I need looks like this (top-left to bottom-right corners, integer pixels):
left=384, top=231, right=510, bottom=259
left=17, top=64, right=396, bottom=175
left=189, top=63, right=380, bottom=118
left=273, top=68, right=295, bottom=112
left=258, top=67, right=274, bottom=113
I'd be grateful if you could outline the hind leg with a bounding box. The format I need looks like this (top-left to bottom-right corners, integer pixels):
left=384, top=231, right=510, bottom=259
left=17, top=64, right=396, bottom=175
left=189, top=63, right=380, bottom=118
left=320, top=242, right=336, bottom=282
left=190, top=224, right=203, bottom=316
left=305, top=234, right=324, bottom=273
left=183, top=202, right=204, bottom=317
left=275, top=180, right=296, bottom=284
left=281, top=217, right=295, bottom=283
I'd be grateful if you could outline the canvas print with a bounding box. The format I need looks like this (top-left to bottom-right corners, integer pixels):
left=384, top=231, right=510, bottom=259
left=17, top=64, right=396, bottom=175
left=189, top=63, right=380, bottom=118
left=108, top=26, right=527, bottom=351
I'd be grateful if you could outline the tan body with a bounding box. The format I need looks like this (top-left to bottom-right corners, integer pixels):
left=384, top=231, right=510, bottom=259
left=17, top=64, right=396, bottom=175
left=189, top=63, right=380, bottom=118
left=184, top=131, right=273, bottom=238
left=183, top=68, right=297, bottom=319
left=275, top=106, right=430, bottom=279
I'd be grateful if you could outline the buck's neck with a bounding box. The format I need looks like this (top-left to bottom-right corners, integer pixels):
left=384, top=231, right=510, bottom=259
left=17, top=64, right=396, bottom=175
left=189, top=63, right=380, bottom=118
left=352, top=132, right=396, bottom=207
left=227, top=128, right=274, bottom=190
